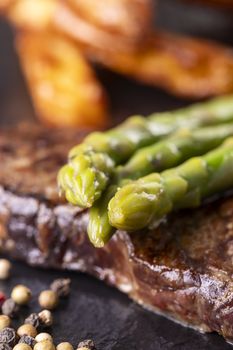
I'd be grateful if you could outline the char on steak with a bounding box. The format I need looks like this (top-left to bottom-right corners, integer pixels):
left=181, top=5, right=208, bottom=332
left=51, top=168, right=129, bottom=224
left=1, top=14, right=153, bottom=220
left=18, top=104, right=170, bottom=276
left=0, top=124, right=233, bottom=341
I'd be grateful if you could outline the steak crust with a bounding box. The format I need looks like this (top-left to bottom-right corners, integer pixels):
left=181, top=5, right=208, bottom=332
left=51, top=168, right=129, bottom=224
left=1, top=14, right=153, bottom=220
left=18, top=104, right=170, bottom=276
left=0, top=124, right=233, bottom=341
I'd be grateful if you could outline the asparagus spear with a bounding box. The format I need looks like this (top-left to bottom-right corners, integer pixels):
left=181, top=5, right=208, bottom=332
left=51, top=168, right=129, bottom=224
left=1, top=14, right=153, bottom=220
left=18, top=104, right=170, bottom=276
left=108, top=137, right=233, bottom=231
left=58, top=95, right=233, bottom=208
left=88, top=123, right=233, bottom=246
left=58, top=149, right=114, bottom=207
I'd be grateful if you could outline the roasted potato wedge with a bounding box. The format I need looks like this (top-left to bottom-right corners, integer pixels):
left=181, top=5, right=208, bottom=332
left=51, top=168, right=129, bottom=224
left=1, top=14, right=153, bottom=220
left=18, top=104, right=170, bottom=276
left=0, top=0, right=56, bottom=30
left=54, top=1, right=151, bottom=53
left=3, top=0, right=233, bottom=101
left=54, top=3, right=233, bottom=98
left=104, top=32, right=233, bottom=98
left=64, top=31, right=233, bottom=99
left=66, top=0, right=153, bottom=43
left=16, top=31, right=108, bottom=128
left=0, top=0, right=13, bottom=12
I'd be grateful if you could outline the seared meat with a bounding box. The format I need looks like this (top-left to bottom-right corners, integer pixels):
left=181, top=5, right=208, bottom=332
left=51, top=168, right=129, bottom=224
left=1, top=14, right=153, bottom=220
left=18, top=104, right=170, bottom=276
left=0, top=124, right=233, bottom=341
left=0, top=124, right=88, bottom=201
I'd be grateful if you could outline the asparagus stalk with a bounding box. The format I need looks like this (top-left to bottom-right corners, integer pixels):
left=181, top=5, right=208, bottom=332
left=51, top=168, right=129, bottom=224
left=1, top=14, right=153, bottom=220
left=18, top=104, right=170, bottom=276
left=88, top=185, right=118, bottom=247
left=108, top=137, right=233, bottom=231
left=88, top=123, right=233, bottom=246
left=58, top=95, right=233, bottom=208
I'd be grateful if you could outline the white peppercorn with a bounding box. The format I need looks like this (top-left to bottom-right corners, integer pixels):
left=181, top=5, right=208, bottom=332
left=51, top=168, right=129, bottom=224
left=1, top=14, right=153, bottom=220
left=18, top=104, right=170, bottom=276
left=35, top=333, right=53, bottom=343
left=13, top=344, right=32, bottom=350
left=11, top=285, right=31, bottom=306
left=17, top=324, right=37, bottom=338
left=0, top=259, right=11, bottom=280
left=0, top=315, right=11, bottom=330
left=38, top=290, right=58, bottom=310
left=38, top=310, right=53, bottom=327
left=34, top=340, right=55, bottom=350
left=56, top=342, right=73, bottom=350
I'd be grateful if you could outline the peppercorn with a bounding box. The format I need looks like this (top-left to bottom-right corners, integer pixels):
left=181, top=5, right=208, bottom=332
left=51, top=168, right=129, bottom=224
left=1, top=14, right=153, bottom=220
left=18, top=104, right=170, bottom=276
left=0, top=292, right=6, bottom=306
left=0, top=315, right=11, bottom=330
left=38, top=310, right=53, bottom=327
left=56, top=342, right=73, bottom=350
left=2, top=299, right=19, bottom=318
left=35, top=333, right=53, bottom=343
left=77, top=340, right=96, bottom=350
left=50, top=279, right=71, bottom=298
left=13, top=345, right=32, bottom=350
left=11, top=285, right=31, bottom=306
left=24, top=313, right=40, bottom=329
left=19, top=335, right=36, bottom=348
left=0, top=328, right=17, bottom=347
left=0, top=344, right=12, bottom=350
left=38, top=291, right=58, bottom=310
left=0, top=259, right=11, bottom=280
left=34, top=340, right=55, bottom=350
left=17, top=325, right=37, bottom=338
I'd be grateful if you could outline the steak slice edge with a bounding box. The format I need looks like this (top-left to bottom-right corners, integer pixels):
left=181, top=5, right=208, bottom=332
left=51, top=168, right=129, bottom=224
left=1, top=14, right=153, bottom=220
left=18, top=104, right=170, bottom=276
left=0, top=124, right=233, bottom=341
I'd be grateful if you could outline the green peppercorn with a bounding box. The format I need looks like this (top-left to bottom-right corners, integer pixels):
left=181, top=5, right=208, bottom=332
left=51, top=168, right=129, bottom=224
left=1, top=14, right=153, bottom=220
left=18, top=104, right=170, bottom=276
left=56, top=342, right=73, bottom=350
left=0, top=315, right=11, bottom=330
left=38, top=291, right=58, bottom=310
left=11, top=285, right=31, bottom=306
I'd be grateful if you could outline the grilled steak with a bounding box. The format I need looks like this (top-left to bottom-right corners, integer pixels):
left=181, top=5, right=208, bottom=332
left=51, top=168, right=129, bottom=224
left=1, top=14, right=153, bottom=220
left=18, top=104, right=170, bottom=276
left=0, top=124, right=233, bottom=341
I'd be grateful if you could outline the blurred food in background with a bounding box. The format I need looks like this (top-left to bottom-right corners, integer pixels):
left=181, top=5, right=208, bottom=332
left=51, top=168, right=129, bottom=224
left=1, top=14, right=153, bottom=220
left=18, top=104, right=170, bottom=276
left=16, top=31, right=108, bottom=128
left=64, top=0, right=153, bottom=50
left=72, top=31, right=233, bottom=99
left=0, top=0, right=56, bottom=30
left=1, top=0, right=233, bottom=127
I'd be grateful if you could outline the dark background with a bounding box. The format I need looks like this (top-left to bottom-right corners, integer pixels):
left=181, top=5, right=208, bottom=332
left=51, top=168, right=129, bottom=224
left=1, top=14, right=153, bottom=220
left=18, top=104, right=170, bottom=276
left=0, top=0, right=233, bottom=349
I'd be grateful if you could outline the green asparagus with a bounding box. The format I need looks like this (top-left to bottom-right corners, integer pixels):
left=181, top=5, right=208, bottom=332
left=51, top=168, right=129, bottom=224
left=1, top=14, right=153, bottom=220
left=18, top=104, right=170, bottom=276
left=58, top=95, right=233, bottom=208
left=108, top=137, right=233, bottom=231
left=88, top=123, right=233, bottom=246
left=58, top=150, right=114, bottom=207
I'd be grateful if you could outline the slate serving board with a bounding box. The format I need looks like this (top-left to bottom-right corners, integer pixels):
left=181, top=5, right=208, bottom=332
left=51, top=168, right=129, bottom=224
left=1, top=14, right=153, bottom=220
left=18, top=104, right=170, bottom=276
left=0, top=1, right=233, bottom=348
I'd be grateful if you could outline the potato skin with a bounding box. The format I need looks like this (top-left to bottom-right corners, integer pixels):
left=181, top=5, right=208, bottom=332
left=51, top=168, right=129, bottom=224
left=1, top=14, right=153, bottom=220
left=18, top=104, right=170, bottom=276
left=2, top=0, right=233, bottom=101
left=16, top=31, right=108, bottom=128
left=0, top=0, right=56, bottom=30
left=66, top=0, right=153, bottom=44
